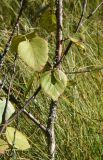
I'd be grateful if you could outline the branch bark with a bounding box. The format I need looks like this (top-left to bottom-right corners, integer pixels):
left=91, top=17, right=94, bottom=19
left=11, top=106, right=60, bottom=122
left=47, top=101, right=57, bottom=160
left=0, top=53, right=17, bottom=133
left=0, top=86, right=41, bottom=136
left=55, top=0, right=103, bottom=67
left=47, top=0, right=63, bottom=159
left=0, top=0, right=101, bottom=137
left=75, top=0, right=87, bottom=32
left=2, top=85, right=46, bottom=133
left=0, top=0, right=25, bottom=69
left=55, top=0, right=63, bottom=68
left=86, top=0, right=103, bottom=20
left=68, top=66, right=103, bottom=74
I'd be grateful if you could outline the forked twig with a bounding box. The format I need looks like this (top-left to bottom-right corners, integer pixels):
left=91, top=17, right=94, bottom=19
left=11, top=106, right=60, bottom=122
left=2, top=85, right=46, bottom=133
left=0, top=1, right=102, bottom=155
left=55, top=0, right=103, bottom=67
left=0, top=86, right=41, bottom=136
left=1, top=0, right=102, bottom=133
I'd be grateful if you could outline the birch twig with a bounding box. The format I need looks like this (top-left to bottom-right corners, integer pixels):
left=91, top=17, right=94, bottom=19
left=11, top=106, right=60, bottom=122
left=47, top=0, right=63, bottom=159
left=0, top=0, right=25, bottom=69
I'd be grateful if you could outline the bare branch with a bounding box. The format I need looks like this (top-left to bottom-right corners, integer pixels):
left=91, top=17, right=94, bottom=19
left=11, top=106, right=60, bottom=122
left=0, top=0, right=25, bottom=69
left=0, top=74, right=6, bottom=91
left=0, top=0, right=101, bottom=137
left=86, top=1, right=103, bottom=20
left=55, top=0, right=63, bottom=68
left=47, top=101, right=57, bottom=160
left=47, top=0, right=63, bottom=159
left=9, top=86, right=41, bottom=122
left=75, top=0, right=87, bottom=32
left=0, top=53, right=17, bottom=134
left=68, top=66, right=103, bottom=75
left=55, top=0, right=103, bottom=67
left=54, top=0, right=87, bottom=67
left=23, top=109, right=47, bottom=132
left=2, top=54, right=17, bottom=122
left=2, top=85, right=46, bottom=133
left=0, top=86, right=41, bottom=136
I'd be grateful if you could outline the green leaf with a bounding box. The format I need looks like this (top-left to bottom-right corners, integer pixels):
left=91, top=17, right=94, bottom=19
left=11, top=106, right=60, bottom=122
left=6, top=127, right=30, bottom=150
left=11, top=35, right=24, bottom=53
left=40, top=70, right=67, bottom=100
left=69, top=36, right=85, bottom=50
left=18, top=37, right=48, bottom=71
left=0, top=98, right=15, bottom=124
left=40, top=9, right=56, bottom=33
left=11, top=31, right=36, bottom=53
left=0, top=138, right=9, bottom=155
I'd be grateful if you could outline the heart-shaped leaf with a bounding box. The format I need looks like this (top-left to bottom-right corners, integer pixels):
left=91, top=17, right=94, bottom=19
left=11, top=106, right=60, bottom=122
left=0, top=98, right=15, bottom=124
left=40, top=70, right=67, bottom=101
left=18, top=37, right=48, bottom=71
left=0, top=139, right=9, bottom=155
left=6, top=127, right=30, bottom=150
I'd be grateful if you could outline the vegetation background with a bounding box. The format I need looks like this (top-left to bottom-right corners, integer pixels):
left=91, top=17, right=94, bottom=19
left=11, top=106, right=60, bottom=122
left=0, top=0, right=103, bottom=159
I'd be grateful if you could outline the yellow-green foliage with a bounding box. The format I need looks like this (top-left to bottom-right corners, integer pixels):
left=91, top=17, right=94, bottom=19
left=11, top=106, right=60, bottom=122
left=0, top=0, right=103, bottom=159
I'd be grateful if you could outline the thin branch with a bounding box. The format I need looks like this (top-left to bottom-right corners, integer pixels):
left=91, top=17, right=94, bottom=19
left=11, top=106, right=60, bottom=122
left=0, top=1, right=102, bottom=133
left=0, top=86, right=41, bottom=136
left=75, top=0, right=87, bottom=32
left=79, top=1, right=103, bottom=28
left=0, top=74, right=6, bottom=91
left=9, top=118, right=19, bottom=159
left=0, top=0, right=25, bottom=69
left=55, top=0, right=103, bottom=67
left=0, top=0, right=102, bottom=136
left=9, top=86, right=41, bottom=122
left=86, top=0, right=103, bottom=20
left=54, top=41, right=72, bottom=67
left=47, top=101, right=57, bottom=160
left=2, top=54, right=17, bottom=122
left=54, top=0, right=87, bottom=67
left=55, top=0, right=63, bottom=68
left=23, top=109, right=46, bottom=132
left=47, top=0, right=63, bottom=160
left=0, top=0, right=102, bottom=149
left=0, top=53, right=17, bottom=134
left=2, top=85, right=46, bottom=133
left=0, top=0, right=47, bottom=134
left=68, top=66, right=103, bottom=74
